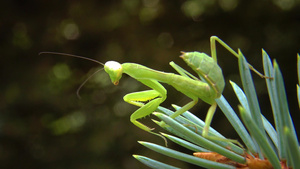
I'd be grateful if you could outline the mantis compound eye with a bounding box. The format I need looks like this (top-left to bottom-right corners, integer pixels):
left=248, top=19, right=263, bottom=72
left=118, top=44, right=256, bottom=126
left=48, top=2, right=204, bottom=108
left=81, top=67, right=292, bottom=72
left=104, top=61, right=123, bottom=85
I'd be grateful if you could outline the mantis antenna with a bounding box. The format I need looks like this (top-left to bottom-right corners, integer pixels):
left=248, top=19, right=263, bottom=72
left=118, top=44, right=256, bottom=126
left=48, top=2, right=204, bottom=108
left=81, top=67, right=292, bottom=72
left=39, top=52, right=105, bottom=98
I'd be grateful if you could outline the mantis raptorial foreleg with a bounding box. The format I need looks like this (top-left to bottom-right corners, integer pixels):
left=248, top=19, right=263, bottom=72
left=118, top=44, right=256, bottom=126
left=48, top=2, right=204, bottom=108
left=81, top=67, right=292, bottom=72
left=124, top=80, right=166, bottom=131
left=40, top=36, right=269, bottom=147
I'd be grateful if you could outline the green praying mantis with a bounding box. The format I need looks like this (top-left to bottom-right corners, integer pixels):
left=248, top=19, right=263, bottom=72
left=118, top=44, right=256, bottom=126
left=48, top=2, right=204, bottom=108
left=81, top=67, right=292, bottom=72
left=41, top=36, right=268, bottom=146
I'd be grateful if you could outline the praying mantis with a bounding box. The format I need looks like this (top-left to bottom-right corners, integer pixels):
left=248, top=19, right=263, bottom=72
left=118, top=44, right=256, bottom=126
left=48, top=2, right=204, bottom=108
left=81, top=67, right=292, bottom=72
left=41, top=36, right=268, bottom=145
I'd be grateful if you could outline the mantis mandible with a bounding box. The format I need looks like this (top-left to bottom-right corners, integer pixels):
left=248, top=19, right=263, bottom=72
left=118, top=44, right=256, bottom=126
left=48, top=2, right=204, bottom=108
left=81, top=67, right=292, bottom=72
left=41, top=36, right=268, bottom=145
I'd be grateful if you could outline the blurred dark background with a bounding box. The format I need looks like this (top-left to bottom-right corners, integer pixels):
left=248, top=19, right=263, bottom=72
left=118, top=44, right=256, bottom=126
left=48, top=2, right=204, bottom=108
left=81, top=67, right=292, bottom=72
left=1, top=0, right=299, bottom=168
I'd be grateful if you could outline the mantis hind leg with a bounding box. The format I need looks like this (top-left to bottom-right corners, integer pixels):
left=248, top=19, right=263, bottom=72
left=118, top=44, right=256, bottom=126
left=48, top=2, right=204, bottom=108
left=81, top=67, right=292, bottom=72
left=210, top=36, right=271, bottom=79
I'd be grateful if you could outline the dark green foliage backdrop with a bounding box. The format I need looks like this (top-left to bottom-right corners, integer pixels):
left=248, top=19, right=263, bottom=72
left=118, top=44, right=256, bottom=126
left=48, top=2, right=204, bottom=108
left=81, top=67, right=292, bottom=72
left=1, top=0, right=299, bottom=168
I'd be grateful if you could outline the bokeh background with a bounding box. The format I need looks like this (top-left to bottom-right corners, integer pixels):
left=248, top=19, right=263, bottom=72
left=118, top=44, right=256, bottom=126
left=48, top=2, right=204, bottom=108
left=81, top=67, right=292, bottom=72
left=1, top=0, right=300, bottom=168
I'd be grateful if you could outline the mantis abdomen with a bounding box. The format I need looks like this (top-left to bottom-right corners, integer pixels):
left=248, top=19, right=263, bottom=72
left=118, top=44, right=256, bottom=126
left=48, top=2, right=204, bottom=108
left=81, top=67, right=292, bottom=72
left=180, top=52, right=225, bottom=98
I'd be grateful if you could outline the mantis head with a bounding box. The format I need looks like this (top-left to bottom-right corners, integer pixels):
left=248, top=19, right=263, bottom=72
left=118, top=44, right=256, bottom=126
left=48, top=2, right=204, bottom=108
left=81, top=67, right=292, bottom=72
left=104, top=61, right=123, bottom=85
